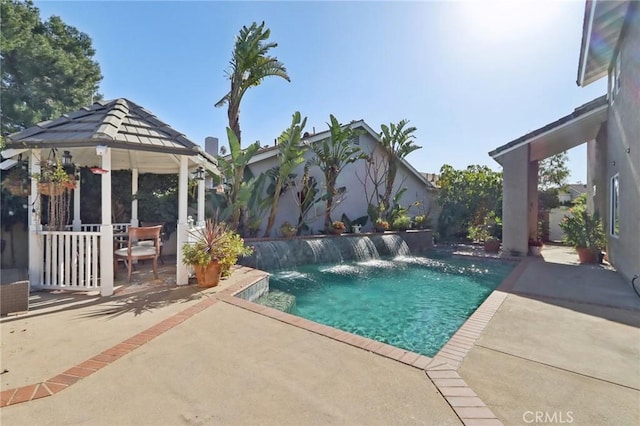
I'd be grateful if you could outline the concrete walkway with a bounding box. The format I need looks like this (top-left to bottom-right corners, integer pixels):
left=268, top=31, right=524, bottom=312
left=1, top=246, right=639, bottom=425
left=459, top=246, right=640, bottom=426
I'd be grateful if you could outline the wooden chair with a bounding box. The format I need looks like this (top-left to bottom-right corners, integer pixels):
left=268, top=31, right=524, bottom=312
left=114, top=225, right=162, bottom=283
left=139, top=221, right=166, bottom=264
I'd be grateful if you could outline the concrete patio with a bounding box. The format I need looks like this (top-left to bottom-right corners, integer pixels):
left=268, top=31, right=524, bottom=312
left=1, top=245, right=639, bottom=425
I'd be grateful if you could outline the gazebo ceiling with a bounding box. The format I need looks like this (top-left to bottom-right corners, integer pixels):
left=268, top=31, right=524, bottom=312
left=3, top=98, right=219, bottom=175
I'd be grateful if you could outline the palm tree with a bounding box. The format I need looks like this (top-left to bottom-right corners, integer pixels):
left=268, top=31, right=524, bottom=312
left=263, top=111, right=308, bottom=237
left=379, top=119, right=421, bottom=218
left=309, top=115, right=366, bottom=231
left=215, top=21, right=290, bottom=146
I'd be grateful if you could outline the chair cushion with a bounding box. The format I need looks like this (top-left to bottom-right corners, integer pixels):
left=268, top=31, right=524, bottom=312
left=137, top=240, right=163, bottom=247
left=114, top=246, right=157, bottom=257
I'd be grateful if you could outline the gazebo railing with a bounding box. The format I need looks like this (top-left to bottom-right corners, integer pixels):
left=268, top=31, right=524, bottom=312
left=39, top=230, right=102, bottom=290
left=64, top=223, right=130, bottom=233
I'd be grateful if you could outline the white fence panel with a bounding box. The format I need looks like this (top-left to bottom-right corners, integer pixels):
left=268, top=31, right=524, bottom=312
left=39, top=231, right=102, bottom=290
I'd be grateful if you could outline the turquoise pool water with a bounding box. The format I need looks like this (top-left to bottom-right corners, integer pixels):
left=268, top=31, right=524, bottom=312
left=258, top=255, right=514, bottom=357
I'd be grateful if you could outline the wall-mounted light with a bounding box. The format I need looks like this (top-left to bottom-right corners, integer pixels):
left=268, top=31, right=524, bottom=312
left=96, top=145, right=107, bottom=156
left=194, top=166, right=205, bottom=181
left=611, top=161, right=616, bottom=166
left=61, top=150, right=73, bottom=167
left=626, top=147, right=631, bottom=154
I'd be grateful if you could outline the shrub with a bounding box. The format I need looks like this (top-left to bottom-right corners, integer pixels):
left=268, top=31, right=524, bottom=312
left=392, top=215, right=411, bottom=231
left=559, top=206, right=605, bottom=250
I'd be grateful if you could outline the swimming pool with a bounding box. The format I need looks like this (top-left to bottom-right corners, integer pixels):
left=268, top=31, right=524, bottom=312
left=256, top=255, right=514, bottom=357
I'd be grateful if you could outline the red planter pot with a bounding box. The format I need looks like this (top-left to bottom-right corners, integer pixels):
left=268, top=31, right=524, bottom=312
left=576, top=247, right=598, bottom=264
left=194, top=261, right=221, bottom=288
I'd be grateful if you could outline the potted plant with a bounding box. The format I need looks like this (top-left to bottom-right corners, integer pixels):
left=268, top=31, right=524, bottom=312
left=182, top=220, right=226, bottom=287
left=212, top=230, right=254, bottom=278
left=279, top=221, right=297, bottom=238
left=332, top=220, right=346, bottom=235
left=374, top=218, right=389, bottom=232
left=528, top=238, right=544, bottom=256
left=559, top=207, right=606, bottom=264
left=34, top=158, right=76, bottom=197
left=468, top=220, right=500, bottom=253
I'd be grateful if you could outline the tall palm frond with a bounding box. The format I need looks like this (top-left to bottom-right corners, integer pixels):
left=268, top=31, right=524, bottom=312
left=215, top=21, right=290, bottom=146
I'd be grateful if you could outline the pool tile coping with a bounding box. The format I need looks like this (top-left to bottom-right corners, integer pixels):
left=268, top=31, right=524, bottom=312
left=1, top=257, right=530, bottom=425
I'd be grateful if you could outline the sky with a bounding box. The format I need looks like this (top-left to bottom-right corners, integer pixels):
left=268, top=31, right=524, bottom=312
left=35, top=0, right=607, bottom=182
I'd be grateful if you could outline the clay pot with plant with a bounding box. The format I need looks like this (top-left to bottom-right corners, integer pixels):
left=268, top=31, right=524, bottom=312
left=559, top=207, right=605, bottom=264
left=182, top=220, right=226, bottom=287
left=279, top=221, right=297, bottom=238
left=374, top=218, right=389, bottom=232
left=332, top=220, right=346, bottom=235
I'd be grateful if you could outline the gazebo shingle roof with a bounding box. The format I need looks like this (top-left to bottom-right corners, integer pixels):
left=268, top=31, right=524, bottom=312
left=7, top=98, right=207, bottom=158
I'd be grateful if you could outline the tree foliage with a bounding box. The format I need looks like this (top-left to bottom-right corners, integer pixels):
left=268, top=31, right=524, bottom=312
left=308, top=115, right=367, bottom=231
left=1, top=0, right=102, bottom=136
left=437, top=164, right=503, bottom=239
left=538, top=152, right=569, bottom=191
left=215, top=21, right=290, bottom=147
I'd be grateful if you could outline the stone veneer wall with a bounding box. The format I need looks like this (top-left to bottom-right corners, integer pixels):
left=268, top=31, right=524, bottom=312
left=240, top=230, right=433, bottom=271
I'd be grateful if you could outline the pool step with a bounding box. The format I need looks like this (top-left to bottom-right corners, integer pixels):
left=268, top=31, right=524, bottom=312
left=256, top=290, right=296, bottom=313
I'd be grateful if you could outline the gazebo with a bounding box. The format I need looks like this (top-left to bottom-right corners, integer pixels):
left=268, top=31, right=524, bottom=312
left=1, top=98, right=220, bottom=296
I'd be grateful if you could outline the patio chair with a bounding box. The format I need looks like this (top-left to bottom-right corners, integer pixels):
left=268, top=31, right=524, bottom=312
left=114, top=225, right=162, bottom=283
left=139, top=221, right=166, bottom=264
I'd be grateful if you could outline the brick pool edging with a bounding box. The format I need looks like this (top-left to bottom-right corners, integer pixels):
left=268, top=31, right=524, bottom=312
left=0, top=296, right=219, bottom=408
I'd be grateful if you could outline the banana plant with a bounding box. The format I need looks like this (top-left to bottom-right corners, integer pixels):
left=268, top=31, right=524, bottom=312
left=263, top=112, right=308, bottom=236
left=308, top=114, right=367, bottom=231
left=216, top=127, right=261, bottom=230
left=379, top=119, right=421, bottom=219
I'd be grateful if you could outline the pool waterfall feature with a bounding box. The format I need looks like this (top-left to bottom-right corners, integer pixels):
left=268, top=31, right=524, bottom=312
left=240, top=230, right=433, bottom=271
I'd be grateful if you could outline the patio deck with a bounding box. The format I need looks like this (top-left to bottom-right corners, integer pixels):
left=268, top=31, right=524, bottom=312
left=1, top=246, right=639, bottom=425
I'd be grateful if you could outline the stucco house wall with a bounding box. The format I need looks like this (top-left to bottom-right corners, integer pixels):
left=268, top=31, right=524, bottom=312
left=600, top=8, right=640, bottom=282
left=247, top=130, right=438, bottom=236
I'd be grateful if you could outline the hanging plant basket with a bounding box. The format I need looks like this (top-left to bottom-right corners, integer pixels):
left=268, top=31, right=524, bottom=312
left=4, top=180, right=31, bottom=197
left=38, top=182, right=65, bottom=197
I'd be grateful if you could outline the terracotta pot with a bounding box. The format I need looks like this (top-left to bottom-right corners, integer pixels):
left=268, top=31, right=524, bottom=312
left=484, top=240, right=501, bottom=253
left=194, top=260, right=221, bottom=288
left=374, top=226, right=387, bottom=233
left=332, top=228, right=344, bottom=235
left=576, top=247, right=598, bottom=264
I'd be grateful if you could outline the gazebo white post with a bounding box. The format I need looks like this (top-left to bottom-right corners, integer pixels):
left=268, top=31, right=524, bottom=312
left=131, top=168, right=139, bottom=227
left=72, top=176, right=81, bottom=231
left=28, top=149, right=43, bottom=289
left=99, top=146, right=114, bottom=296
left=176, top=156, right=189, bottom=285
left=197, top=176, right=205, bottom=226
